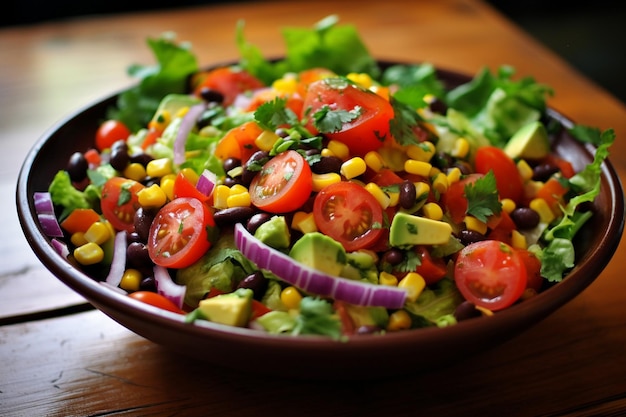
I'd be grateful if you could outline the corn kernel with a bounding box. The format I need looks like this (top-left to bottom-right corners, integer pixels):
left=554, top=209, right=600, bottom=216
left=404, top=160, right=432, bottom=177
left=347, top=72, right=373, bottom=89
left=431, top=172, right=449, bottom=194
left=148, top=109, right=171, bottom=132
left=179, top=168, right=199, bottom=185
left=422, top=202, right=444, bottom=221
left=120, top=269, right=142, bottom=292
left=138, top=184, right=167, bottom=208
left=464, top=216, right=488, bottom=235
left=364, top=182, right=390, bottom=209
left=406, top=141, right=436, bottom=162
left=255, top=130, right=280, bottom=152
left=227, top=191, right=251, bottom=208
left=414, top=182, right=431, bottom=200
left=280, top=286, right=302, bottom=310
left=123, top=163, right=147, bottom=182
left=517, top=159, right=534, bottom=181
left=451, top=137, right=470, bottom=159
left=160, top=176, right=175, bottom=201
left=379, top=271, right=399, bottom=286
left=229, top=183, right=248, bottom=196
left=364, top=151, right=385, bottom=172
left=213, top=184, right=231, bottom=209
left=312, top=172, right=341, bottom=192
left=272, top=75, right=298, bottom=94
left=398, top=272, right=426, bottom=302
left=74, top=242, right=104, bottom=265
left=530, top=198, right=556, bottom=223
left=511, top=229, right=527, bottom=249
left=327, top=140, right=350, bottom=160
left=387, top=191, right=400, bottom=207
left=501, top=198, right=516, bottom=214
left=387, top=310, right=412, bottom=331
left=371, top=85, right=390, bottom=100
left=70, top=232, right=88, bottom=247
left=320, top=148, right=336, bottom=158
left=84, top=221, right=112, bottom=245
left=291, top=211, right=318, bottom=234
left=446, top=167, right=462, bottom=185
left=146, top=158, right=173, bottom=178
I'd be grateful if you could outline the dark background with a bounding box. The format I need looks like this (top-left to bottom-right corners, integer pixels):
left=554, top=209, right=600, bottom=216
left=2, top=1, right=625, bottom=104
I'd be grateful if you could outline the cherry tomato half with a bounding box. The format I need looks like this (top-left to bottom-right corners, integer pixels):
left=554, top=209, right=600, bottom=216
left=95, top=120, right=131, bottom=151
left=313, top=181, right=384, bottom=252
left=147, top=197, right=215, bottom=269
left=302, top=78, right=394, bottom=156
left=101, top=177, right=145, bottom=232
left=474, top=146, right=524, bottom=203
left=128, top=291, right=184, bottom=314
left=440, top=173, right=482, bottom=224
left=249, top=150, right=313, bottom=214
left=454, top=240, right=527, bottom=311
left=192, top=67, right=265, bottom=107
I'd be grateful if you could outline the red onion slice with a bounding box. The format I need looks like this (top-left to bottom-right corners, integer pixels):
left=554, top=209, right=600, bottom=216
left=154, top=265, right=186, bottom=309
left=33, top=192, right=63, bottom=237
left=234, top=223, right=407, bottom=308
left=173, top=103, right=206, bottom=166
left=105, top=231, right=127, bottom=287
left=196, top=169, right=217, bottom=197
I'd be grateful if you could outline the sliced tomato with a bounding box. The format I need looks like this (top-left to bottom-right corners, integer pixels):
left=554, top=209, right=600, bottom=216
left=313, top=181, right=384, bottom=252
left=173, top=171, right=210, bottom=203
left=147, top=197, right=215, bottom=269
left=515, top=248, right=544, bottom=292
left=214, top=121, right=264, bottom=165
left=454, top=240, right=527, bottom=311
left=302, top=78, right=394, bottom=156
left=245, top=88, right=305, bottom=117
left=414, top=246, right=447, bottom=285
left=474, top=146, right=524, bottom=203
left=95, top=120, right=131, bottom=151
left=128, top=291, right=184, bottom=314
left=101, top=177, right=145, bottom=232
left=249, top=150, right=313, bottom=213
left=441, top=173, right=482, bottom=224
left=192, top=67, right=265, bottom=107
left=486, top=210, right=516, bottom=245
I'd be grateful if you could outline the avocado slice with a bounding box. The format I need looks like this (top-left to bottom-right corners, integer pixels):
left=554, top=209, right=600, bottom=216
left=389, top=212, right=452, bottom=247
left=254, top=215, right=291, bottom=249
left=504, top=121, right=550, bottom=160
left=197, top=288, right=253, bottom=327
left=289, top=232, right=347, bottom=276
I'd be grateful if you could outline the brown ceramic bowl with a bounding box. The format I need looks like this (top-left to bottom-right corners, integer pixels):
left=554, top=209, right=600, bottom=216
left=16, top=63, right=625, bottom=379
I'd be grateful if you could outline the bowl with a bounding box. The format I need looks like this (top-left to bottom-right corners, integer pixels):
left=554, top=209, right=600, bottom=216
left=16, top=63, right=625, bottom=379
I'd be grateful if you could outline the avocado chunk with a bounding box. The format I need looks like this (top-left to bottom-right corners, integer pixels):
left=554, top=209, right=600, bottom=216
left=289, top=232, right=347, bottom=276
left=504, top=121, right=550, bottom=160
left=254, top=215, right=291, bottom=249
left=197, top=288, right=254, bottom=327
left=389, top=212, right=452, bottom=247
left=151, top=94, right=202, bottom=125
left=343, top=304, right=389, bottom=329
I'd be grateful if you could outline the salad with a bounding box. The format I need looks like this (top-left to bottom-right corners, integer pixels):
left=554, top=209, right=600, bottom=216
left=35, top=16, right=615, bottom=340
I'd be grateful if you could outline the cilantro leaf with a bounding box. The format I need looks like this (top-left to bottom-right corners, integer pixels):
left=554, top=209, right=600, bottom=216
left=389, top=98, right=424, bottom=146
left=465, top=170, right=502, bottom=222
left=313, top=105, right=361, bottom=133
left=254, top=97, right=299, bottom=131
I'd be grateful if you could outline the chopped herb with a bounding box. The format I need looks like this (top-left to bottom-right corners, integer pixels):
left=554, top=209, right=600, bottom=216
left=465, top=170, right=502, bottom=222
left=117, top=182, right=133, bottom=206
left=313, top=105, right=361, bottom=133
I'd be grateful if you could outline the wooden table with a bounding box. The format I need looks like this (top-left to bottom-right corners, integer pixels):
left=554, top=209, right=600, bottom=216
left=2, top=1, right=626, bottom=415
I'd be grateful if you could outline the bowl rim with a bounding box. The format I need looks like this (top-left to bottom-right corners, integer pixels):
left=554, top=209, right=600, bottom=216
left=15, top=62, right=626, bottom=353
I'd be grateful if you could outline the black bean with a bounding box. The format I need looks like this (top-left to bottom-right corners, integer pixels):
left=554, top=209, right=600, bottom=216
left=109, top=147, right=130, bottom=171
left=459, top=229, right=486, bottom=246
left=428, top=97, right=448, bottom=114
left=199, top=87, right=224, bottom=104
left=454, top=301, right=482, bottom=321
left=532, top=163, right=559, bottom=182
left=134, top=207, right=156, bottom=242
left=111, top=139, right=128, bottom=153
left=452, top=160, right=473, bottom=175
left=510, top=207, right=540, bottom=230
left=275, top=128, right=290, bottom=138
left=213, top=206, right=256, bottom=227
left=67, top=151, right=88, bottom=182
left=242, top=151, right=270, bottom=185
left=432, top=152, right=453, bottom=170
left=126, top=231, right=143, bottom=245
left=223, top=176, right=243, bottom=187
left=236, top=271, right=268, bottom=300
left=139, top=276, right=157, bottom=292
left=130, top=152, right=154, bottom=167
left=222, top=157, right=241, bottom=173
left=382, top=248, right=404, bottom=266
left=311, top=156, right=343, bottom=174
left=126, top=242, right=152, bottom=269
left=399, top=180, right=417, bottom=209
left=355, top=325, right=383, bottom=335
left=246, top=212, right=272, bottom=234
